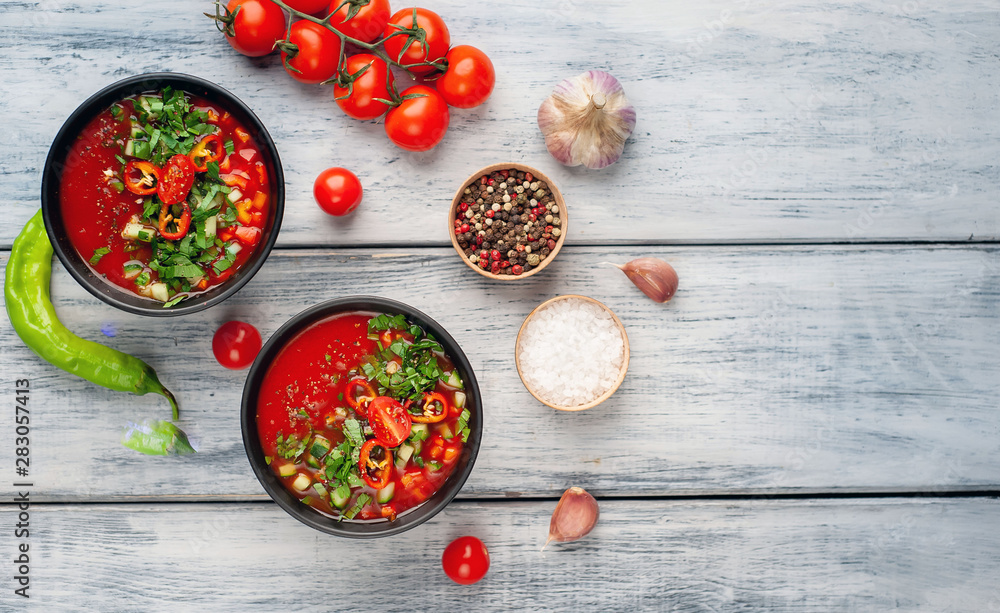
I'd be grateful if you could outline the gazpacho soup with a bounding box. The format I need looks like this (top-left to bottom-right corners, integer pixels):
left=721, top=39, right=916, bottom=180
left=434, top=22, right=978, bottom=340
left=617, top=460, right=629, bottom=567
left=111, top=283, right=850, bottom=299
left=59, top=86, right=271, bottom=308
left=256, top=312, right=471, bottom=522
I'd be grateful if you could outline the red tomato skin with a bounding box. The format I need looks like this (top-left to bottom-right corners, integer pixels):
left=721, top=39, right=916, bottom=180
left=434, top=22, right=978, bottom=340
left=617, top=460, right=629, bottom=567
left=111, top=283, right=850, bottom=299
left=368, top=396, right=412, bottom=447
left=442, top=536, right=490, bottom=585
left=213, top=321, right=263, bottom=370
left=437, top=45, right=495, bottom=109
left=382, top=7, right=450, bottom=76
left=225, top=0, right=287, bottom=57
left=329, top=0, right=391, bottom=43
left=283, top=0, right=329, bottom=14
left=158, top=155, right=196, bottom=205
left=281, top=20, right=343, bottom=84
left=384, top=85, right=450, bottom=152
left=334, top=54, right=395, bottom=120
left=313, top=167, right=363, bottom=216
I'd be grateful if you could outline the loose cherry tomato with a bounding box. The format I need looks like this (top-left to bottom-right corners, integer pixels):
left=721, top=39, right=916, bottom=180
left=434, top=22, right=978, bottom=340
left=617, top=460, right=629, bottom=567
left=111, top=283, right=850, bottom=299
left=157, top=154, right=196, bottom=205
left=281, top=20, right=343, bottom=84
left=344, top=377, right=377, bottom=418
left=436, top=45, right=495, bottom=109
left=283, top=0, right=329, bottom=14
left=368, top=396, right=412, bottom=447
left=224, top=0, right=287, bottom=57
left=212, top=321, right=262, bottom=370
left=442, top=536, right=490, bottom=585
left=384, top=85, right=450, bottom=152
left=382, top=7, right=450, bottom=76
left=329, top=0, right=391, bottom=43
left=314, top=167, right=363, bottom=216
left=334, top=54, right=395, bottom=120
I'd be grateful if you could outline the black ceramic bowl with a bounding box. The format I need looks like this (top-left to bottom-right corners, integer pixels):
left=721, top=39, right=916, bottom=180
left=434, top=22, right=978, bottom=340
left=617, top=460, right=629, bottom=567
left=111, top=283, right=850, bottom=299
left=241, top=296, right=483, bottom=538
left=40, top=72, right=284, bottom=317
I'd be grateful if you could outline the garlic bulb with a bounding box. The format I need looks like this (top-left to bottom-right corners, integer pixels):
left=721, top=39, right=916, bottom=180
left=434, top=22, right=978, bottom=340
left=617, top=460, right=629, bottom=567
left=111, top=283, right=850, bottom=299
left=537, top=71, right=636, bottom=170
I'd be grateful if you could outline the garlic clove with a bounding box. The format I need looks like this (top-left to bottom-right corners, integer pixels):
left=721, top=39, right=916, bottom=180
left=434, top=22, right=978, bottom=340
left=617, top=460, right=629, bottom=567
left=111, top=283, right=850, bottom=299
left=618, top=257, right=679, bottom=303
left=537, top=70, right=636, bottom=170
left=544, top=486, right=600, bottom=549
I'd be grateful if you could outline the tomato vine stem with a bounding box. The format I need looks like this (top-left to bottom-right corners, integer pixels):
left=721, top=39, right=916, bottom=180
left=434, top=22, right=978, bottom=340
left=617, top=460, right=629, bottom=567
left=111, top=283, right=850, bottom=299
left=267, top=0, right=447, bottom=99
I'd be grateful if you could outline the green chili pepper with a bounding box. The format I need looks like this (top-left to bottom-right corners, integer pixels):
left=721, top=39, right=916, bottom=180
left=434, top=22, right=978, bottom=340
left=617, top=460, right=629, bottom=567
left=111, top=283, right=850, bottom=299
left=122, top=420, right=196, bottom=456
left=4, top=210, right=179, bottom=419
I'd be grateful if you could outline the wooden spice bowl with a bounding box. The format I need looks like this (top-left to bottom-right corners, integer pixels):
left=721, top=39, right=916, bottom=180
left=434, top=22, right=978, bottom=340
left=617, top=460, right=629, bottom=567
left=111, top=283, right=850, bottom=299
left=514, top=295, right=630, bottom=411
left=448, top=163, right=568, bottom=281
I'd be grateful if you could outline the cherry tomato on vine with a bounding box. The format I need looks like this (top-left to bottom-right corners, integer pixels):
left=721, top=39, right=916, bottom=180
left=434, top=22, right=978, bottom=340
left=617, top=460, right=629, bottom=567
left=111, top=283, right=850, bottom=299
left=212, top=321, right=262, bottom=370
left=157, top=155, right=196, bottom=205
left=442, top=536, right=490, bottom=585
left=367, top=396, right=412, bottom=447
left=329, top=0, right=391, bottom=43
left=283, top=0, right=329, bottom=14
left=280, top=20, right=343, bottom=84
left=223, top=0, right=287, bottom=57
left=314, top=167, right=363, bottom=216
left=382, top=7, right=450, bottom=76
left=334, top=54, right=396, bottom=120
left=437, top=45, right=495, bottom=109
left=384, top=85, right=450, bottom=151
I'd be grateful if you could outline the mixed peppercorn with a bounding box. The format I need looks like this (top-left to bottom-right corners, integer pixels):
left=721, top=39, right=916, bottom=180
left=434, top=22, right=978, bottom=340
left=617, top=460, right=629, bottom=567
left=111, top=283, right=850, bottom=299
left=453, top=169, right=562, bottom=276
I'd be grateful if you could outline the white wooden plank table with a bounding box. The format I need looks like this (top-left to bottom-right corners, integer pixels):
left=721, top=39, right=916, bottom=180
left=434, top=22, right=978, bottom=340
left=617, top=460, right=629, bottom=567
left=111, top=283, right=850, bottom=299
left=1, top=0, right=999, bottom=610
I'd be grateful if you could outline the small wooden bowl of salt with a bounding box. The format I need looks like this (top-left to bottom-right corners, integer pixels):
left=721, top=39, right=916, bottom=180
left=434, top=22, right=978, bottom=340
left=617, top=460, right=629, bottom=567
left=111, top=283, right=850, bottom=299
left=515, top=295, right=629, bottom=411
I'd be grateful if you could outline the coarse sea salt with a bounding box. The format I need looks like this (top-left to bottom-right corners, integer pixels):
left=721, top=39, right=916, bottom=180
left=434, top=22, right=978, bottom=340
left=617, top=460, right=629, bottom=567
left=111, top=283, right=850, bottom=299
left=517, top=297, right=625, bottom=407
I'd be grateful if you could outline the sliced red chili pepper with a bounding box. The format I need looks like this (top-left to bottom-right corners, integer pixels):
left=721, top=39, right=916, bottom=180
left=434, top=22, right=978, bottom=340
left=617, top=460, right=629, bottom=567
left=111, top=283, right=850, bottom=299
left=157, top=154, right=196, bottom=205
left=123, top=160, right=160, bottom=196
left=158, top=202, right=192, bottom=240
left=368, top=396, right=412, bottom=447
left=188, top=134, right=224, bottom=172
left=344, top=377, right=377, bottom=418
left=358, top=439, right=392, bottom=489
left=410, top=391, right=448, bottom=423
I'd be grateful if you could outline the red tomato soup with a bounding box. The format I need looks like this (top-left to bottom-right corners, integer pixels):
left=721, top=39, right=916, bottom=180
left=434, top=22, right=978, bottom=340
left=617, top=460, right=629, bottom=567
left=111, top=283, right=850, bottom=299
left=256, top=311, right=471, bottom=521
left=59, top=87, right=270, bottom=308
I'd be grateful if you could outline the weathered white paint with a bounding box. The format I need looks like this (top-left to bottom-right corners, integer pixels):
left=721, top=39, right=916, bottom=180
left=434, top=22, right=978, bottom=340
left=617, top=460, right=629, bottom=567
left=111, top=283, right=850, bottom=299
left=2, top=245, right=997, bottom=501
left=1, top=0, right=998, bottom=248
left=4, top=498, right=999, bottom=611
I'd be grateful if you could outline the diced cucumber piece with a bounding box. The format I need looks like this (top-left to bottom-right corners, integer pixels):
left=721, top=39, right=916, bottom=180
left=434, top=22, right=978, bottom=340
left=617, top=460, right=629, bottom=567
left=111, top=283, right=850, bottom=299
left=447, top=371, right=462, bottom=388
left=123, top=139, right=134, bottom=157
left=377, top=482, right=395, bottom=503
left=204, top=215, right=217, bottom=239
left=312, top=483, right=328, bottom=498
left=412, top=439, right=422, bottom=455
left=130, top=122, right=144, bottom=138
left=150, top=283, right=169, bottom=302
left=227, top=188, right=242, bottom=203
left=438, top=422, right=454, bottom=440
left=395, top=444, right=414, bottom=469
left=310, top=436, right=331, bottom=459
left=306, top=455, right=320, bottom=469
left=277, top=463, right=296, bottom=477
left=331, top=484, right=351, bottom=509
left=122, top=222, right=155, bottom=241
left=410, top=423, right=429, bottom=440
left=291, top=473, right=311, bottom=491
left=454, top=391, right=466, bottom=409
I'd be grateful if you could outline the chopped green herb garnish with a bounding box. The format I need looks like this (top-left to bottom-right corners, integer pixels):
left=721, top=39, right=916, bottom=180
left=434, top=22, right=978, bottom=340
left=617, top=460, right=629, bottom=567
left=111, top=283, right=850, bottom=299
left=276, top=433, right=307, bottom=461
left=134, top=271, right=151, bottom=287
left=224, top=138, right=235, bottom=154
left=162, top=294, right=186, bottom=308
left=343, top=493, right=371, bottom=520
left=90, top=247, right=110, bottom=264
